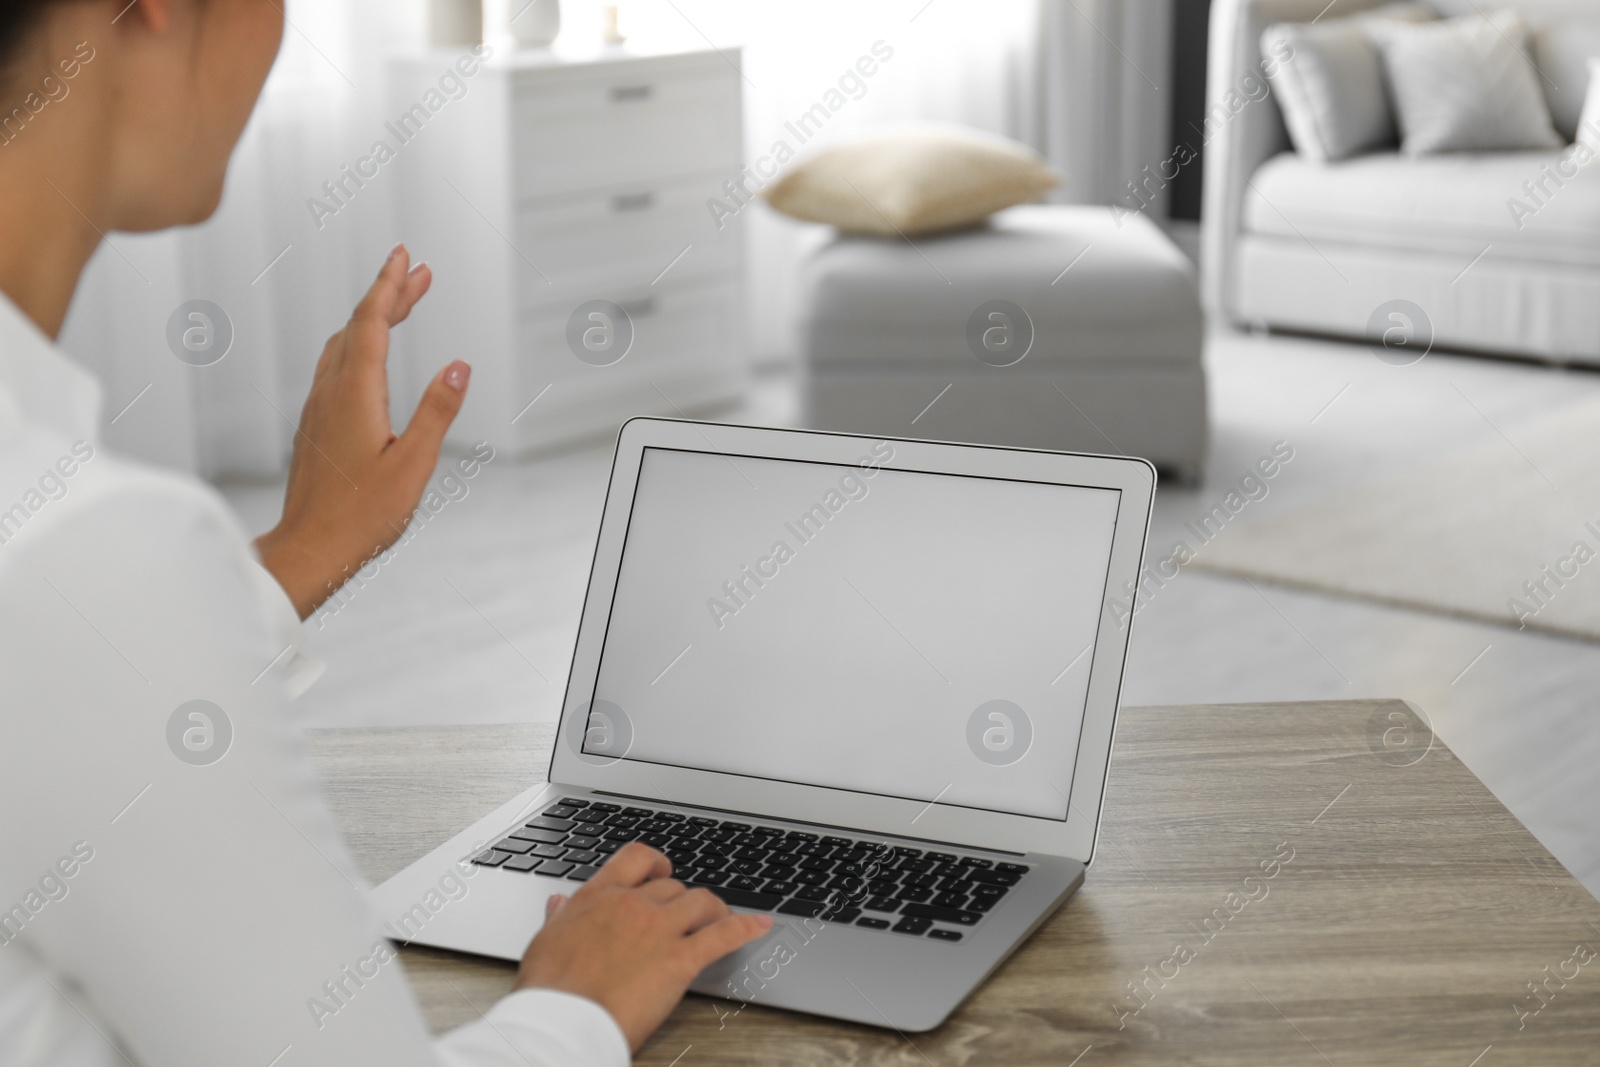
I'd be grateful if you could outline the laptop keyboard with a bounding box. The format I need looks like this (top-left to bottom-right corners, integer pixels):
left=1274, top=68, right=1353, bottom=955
left=471, top=798, right=1030, bottom=942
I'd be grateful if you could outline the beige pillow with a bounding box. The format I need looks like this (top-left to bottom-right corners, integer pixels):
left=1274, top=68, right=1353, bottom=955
left=761, top=125, right=1060, bottom=237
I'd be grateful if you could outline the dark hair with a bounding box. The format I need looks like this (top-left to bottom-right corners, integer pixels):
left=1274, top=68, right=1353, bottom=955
left=1, top=2, right=55, bottom=69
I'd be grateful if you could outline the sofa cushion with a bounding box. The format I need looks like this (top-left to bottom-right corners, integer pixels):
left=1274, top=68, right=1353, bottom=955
left=1242, top=149, right=1600, bottom=267
left=799, top=205, right=1201, bottom=368
left=1260, top=2, right=1434, bottom=163
left=762, top=124, right=1060, bottom=238
left=1371, top=10, right=1564, bottom=154
left=1530, top=11, right=1600, bottom=140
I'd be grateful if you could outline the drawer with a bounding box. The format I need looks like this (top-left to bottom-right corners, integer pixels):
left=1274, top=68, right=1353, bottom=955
left=515, top=282, right=741, bottom=403
left=517, top=177, right=740, bottom=297
left=510, top=66, right=742, bottom=194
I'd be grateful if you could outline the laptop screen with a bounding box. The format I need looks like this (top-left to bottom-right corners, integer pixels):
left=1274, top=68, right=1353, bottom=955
left=585, top=444, right=1122, bottom=821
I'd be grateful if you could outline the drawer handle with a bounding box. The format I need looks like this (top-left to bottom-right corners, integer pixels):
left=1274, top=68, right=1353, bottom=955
left=608, top=84, right=654, bottom=103
left=616, top=297, right=657, bottom=318
left=611, top=192, right=656, bottom=212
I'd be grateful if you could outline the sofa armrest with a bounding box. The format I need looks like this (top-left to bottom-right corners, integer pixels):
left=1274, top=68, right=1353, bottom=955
left=1199, top=0, right=1396, bottom=321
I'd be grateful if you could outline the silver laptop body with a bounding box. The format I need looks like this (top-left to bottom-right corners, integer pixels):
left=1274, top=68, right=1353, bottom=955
left=372, top=418, right=1155, bottom=1031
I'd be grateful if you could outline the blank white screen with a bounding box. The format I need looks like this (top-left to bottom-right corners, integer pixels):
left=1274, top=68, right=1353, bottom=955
left=588, top=446, right=1121, bottom=820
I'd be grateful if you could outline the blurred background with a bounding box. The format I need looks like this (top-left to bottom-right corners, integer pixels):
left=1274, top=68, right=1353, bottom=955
left=65, top=0, right=1600, bottom=900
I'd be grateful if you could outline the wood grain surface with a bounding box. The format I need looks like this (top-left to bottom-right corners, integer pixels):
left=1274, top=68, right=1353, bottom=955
left=308, top=701, right=1600, bottom=1065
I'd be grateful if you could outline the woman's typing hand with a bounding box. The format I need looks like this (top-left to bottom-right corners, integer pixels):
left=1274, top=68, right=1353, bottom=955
left=255, top=245, right=468, bottom=618
left=514, top=843, right=773, bottom=1052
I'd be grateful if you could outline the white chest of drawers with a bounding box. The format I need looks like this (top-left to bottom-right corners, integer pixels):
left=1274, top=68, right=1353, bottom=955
left=387, top=45, right=745, bottom=454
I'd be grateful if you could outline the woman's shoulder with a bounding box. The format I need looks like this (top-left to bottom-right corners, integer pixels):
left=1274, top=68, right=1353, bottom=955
left=0, top=423, right=244, bottom=558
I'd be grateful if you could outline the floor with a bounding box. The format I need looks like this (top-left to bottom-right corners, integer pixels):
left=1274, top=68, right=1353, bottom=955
left=223, top=327, right=1600, bottom=900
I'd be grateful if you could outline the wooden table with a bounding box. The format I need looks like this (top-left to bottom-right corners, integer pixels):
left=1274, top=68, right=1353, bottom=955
left=309, top=700, right=1600, bottom=1065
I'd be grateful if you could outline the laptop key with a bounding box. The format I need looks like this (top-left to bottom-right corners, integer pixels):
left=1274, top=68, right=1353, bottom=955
left=957, top=857, right=993, bottom=869
left=573, top=809, right=607, bottom=824
left=565, top=850, right=600, bottom=865
left=856, top=917, right=891, bottom=930
left=967, top=897, right=996, bottom=913
left=596, top=840, right=622, bottom=854
left=864, top=895, right=900, bottom=912
left=537, top=860, right=574, bottom=877
left=901, top=903, right=982, bottom=926
left=694, top=883, right=782, bottom=910
left=793, top=884, right=831, bottom=902
left=622, top=807, right=652, bottom=817
left=822, top=836, right=852, bottom=848
left=763, top=880, right=799, bottom=896
left=927, top=929, right=964, bottom=942
left=902, top=872, right=938, bottom=889
left=472, top=849, right=512, bottom=867
left=689, top=816, right=719, bottom=826
left=494, top=837, right=537, bottom=854
left=719, top=821, right=752, bottom=832
left=656, top=812, right=686, bottom=822
left=528, top=844, right=567, bottom=859
left=588, top=802, right=621, bottom=813
left=567, top=865, right=600, bottom=881
left=641, top=833, right=674, bottom=848
left=526, top=817, right=575, bottom=832
left=567, top=835, right=601, bottom=851
left=604, top=827, right=641, bottom=842
left=728, top=875, right=764, bottom=892
left=794, top=870, right=828, bottom=887
left=561, top=798, right=590, bottom=807
left=730, top=860, right=764, bottom=876
left=777, top=899, right=826, bottom=918
left=503, top=854, right=541, bottom=871
left=925, top=852, right=956, bottom=863
left=821, top=905, right=862, bottom=923
left=543, top=804, right=580, bottom=818
left=933, top=891, right=969, bottom=909
left=892, top=916, right=932, bottom=936
left=997, top=863, right=1030, bottom=875
left=971, top=883, right=1007, bottom=898
left=511, top=828, right=565, bottom=845
left=967, top=869, right=1020, bottom=887
left=896, top=886, right=932, bottom=903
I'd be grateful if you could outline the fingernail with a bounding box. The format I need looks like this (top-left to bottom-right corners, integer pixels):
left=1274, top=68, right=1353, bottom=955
left=387, top=243, right=404, bottom=264
left=444, top=361, right=470, bottom=391
left=410, top=260, right=429, bottom=275
left=756, top=915, right=774, bottom=929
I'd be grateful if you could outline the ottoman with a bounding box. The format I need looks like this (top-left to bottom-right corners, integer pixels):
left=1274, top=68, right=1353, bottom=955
left=799, top=205, right=1207, bottom=482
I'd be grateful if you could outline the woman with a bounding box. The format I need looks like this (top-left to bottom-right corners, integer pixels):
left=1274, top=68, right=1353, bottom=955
left=0, top=2, right=768, bottom=1064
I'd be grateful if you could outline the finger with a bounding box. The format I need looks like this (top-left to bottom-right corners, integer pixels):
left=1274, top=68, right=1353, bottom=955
left=392, top=361, right=469, bottom=466
left=312, top=330, right=343, bottom=386
left=544, top=894, right=567, bottom=921
left=388, top=262, right=432, bottom=327
left=683, top=913, right=773, bottom=971
left=588, top=842, right=672, bottom=890
left=665, top=886, right=732, bottom=933
left=341, top=245, right=411, bottom=360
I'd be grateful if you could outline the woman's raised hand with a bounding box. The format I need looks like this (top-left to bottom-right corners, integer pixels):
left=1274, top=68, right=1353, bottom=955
left=255, top=245, right=468, bottom=618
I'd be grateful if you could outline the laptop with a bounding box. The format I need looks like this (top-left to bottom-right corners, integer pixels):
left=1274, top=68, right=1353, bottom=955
left=372, top=418, right=1154, bottom=1031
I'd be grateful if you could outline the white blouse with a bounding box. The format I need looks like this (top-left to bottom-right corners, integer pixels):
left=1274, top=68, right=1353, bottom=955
left=0, top=294, right=628, bottom=1067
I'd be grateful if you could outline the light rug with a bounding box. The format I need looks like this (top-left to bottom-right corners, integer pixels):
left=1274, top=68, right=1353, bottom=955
left=1189, top=397, right=1600, bottom=642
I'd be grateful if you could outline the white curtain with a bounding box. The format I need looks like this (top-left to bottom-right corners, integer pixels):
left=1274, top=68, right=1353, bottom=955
left=61, top=0, right=1156, bottom=479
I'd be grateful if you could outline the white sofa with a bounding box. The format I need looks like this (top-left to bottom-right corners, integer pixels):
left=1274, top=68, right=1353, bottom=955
left=1202, top=0, right=1600, bottom=363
